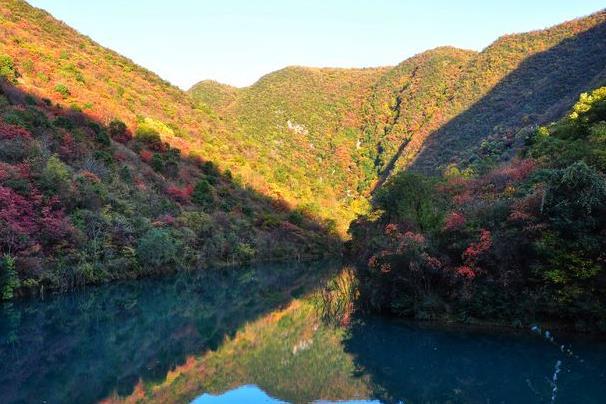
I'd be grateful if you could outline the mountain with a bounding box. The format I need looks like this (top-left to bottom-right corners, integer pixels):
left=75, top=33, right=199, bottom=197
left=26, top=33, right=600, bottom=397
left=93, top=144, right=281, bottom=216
left=5, top=0, right=606, bottom=234
left=1, top=0, right=606, bottom=302
left=402, top=11, right=606, bottom=174
left=193, top=10, right=606, bottom=227
left=0, top=1, right=340, bottom=299
left=211, top=66, right=389, bottom=229
left=188, top=80, right=238, bottom=113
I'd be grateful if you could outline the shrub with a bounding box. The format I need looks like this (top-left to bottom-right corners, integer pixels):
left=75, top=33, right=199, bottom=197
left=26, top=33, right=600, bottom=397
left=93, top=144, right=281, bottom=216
left=4, top=107, right=50, bottom=130
left=135, top=127, right=163, bottom=150
left=40, top=155, right=71, bottom=195
left=24, top=95, right=37, bottom=105
left=136, top=228, right=178, bottom=268
left=288, top=210, right=306, bottom=227
left=53, top=116, right=74, bottom=130
left=135, top=128, right=162, bottom=150
left=151, top=153, right=164, bottom=172
left=108, top=119, right=126, bottom=134
left=54, top=83, right=70, bottom=98
left=108, top=119, right=131, bottom=143
left=192, top=179, right=213, bottom=205
left=166, top=184, right=192, bottom=203
left=76, top=262, right=101, bottom=284
left=0, top=55, right=16, bottom=81
left=119, top=165, right=132, bottom=182
left=202, top=161, right=220, bottom=177
left=234, top=242, right=256, bottom=262
left=75, top=171, right=107, bottom=209
left=95, top=130, right=111, bottom=146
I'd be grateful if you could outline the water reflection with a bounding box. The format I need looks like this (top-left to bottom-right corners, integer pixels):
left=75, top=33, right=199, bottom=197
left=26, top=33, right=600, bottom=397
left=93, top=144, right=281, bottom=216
left=0, top=260, right=338, bottom=404
left=2, top=262, right=606, bottom=404
left=344, top=318, right=606, bottom=403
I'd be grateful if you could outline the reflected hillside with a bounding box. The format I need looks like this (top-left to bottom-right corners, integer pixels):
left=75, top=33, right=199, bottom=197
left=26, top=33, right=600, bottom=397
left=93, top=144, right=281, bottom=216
left=0, top=260, right=340, bottom=403
left=108, top=287, right=372, bottom=404
left=103, top=288, right=606, bottom=404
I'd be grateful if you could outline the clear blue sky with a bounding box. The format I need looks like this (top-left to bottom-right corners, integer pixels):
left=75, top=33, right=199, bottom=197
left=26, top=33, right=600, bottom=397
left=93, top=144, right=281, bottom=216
left=27, top=0, right=605, bottom=89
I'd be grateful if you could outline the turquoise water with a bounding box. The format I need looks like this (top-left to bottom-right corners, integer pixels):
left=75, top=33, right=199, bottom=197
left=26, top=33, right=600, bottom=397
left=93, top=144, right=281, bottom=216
left=1, top=261, right=605, bottom=403
left=344, top=317, right=606, bottom=403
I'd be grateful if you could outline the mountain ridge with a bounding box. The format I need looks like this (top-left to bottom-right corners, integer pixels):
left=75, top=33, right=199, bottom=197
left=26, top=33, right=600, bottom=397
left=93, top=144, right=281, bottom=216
left=1, top=0, right=606, bottom=298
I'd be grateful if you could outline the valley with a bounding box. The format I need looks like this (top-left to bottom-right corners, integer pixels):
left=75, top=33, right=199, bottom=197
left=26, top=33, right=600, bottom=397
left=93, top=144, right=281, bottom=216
left=1, top=2, right=606, bottom=403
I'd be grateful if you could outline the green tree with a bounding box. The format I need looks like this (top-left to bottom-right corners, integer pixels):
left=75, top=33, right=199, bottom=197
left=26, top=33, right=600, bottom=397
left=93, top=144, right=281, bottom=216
left=192, top=179, right=213, bottom=206
left=0, top=255, right=20, bottom=300
left=375, top=173, right=444, bottom=231
left=0, top=55, right=16, bottom=81
left=137, top=229, right=178, bottom=268
left=108, top=119, right=127, bottom=136
left=41, top=155, right=72, bottom=195
left=54, top=83, right=70, bottom=98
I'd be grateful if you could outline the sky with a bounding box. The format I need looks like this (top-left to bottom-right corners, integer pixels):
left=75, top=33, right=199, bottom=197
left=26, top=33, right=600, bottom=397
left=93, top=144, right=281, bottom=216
left=27, top=0, right=606, bottom=89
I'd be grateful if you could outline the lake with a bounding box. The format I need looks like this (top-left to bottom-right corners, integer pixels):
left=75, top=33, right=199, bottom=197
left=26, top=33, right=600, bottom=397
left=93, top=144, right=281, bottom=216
left=1, top=261, right=605, bottom=403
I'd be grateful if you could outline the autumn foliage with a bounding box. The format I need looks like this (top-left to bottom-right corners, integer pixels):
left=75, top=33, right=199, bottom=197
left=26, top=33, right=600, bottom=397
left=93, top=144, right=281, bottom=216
left=350, top=87, right=606, bottom=330
left=0, top=74, right=339, bottom=299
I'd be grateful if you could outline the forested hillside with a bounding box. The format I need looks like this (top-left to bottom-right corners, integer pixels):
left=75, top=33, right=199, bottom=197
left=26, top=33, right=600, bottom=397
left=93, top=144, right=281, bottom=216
left=362, top=11, right=606, bottom=178
left=3, top=1, right=606, bottom=233
left=216, top=66, right=389, bottom=229
left=0, top=64, right=338, bottom=299
left=0, top=0, right=365, bottom=232
left=1, top=0, right=606, bottom=307
left=348, top=87, right=606, bottom=331
left=190, top=10, right=606, bottom=227
left=188, top=80, right=238, bottom=113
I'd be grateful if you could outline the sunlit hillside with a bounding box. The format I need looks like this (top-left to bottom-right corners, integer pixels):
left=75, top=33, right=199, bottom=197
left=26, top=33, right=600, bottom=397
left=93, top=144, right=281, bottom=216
left=188, top=80, right=238, bottom=113
left=0, top=0, right=362, bottom=232
left=3, top=1, right=605, bottom=235
left=215, top=66, right=390, bottom=229
left=0, top=0, right=219, bottom=139
left=363, top=47, right=476, bottom=185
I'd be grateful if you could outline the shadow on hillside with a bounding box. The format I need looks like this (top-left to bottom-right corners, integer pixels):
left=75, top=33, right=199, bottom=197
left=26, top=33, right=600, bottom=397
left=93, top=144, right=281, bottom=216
left=0, top=78, right=342, bottom=267
left=0, top=80, right=342, bottom=403
left=407, top=19, right=606, bottom=174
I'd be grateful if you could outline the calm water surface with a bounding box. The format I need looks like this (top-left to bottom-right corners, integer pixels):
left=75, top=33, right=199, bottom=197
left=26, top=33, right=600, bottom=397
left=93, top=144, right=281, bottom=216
left=1, top=261, right=605, bottom=403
